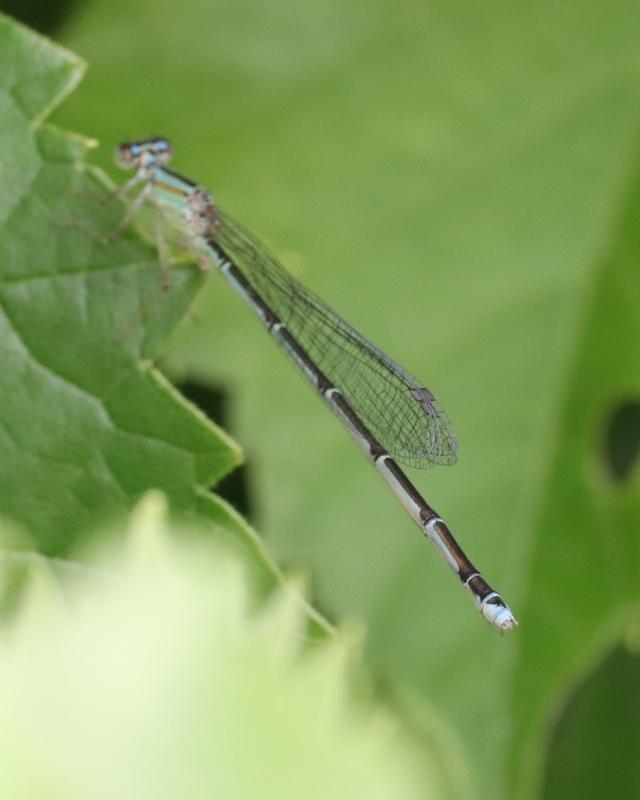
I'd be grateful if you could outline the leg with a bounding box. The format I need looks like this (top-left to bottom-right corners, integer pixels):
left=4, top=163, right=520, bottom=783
left=107, top=181, right=154, bottom=241
left=60, top=171, right=152, bottom=243
left=101, top=170, right=148, bottom=207
left=154, top=215, right=172, bottom=292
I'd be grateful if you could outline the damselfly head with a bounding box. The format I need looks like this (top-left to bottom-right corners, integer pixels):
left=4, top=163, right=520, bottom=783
left=115, top=138, right=173, bottom=170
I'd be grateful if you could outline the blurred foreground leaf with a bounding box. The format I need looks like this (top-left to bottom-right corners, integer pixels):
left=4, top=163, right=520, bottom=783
left=0, top=492, right=443, bottom=800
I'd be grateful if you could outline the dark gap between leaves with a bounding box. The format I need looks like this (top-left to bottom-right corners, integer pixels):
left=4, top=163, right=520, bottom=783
left=0, top=0, right=81, bottom=36
left=176, top=378, right=253, bottom=520
left=602, top=400, right=640, bottom=482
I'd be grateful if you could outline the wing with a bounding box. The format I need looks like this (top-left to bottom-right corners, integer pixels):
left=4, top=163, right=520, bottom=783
left=213, top=210, right=458, bottom=469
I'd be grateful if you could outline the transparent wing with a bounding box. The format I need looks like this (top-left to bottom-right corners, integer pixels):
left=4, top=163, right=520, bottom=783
left=213, top=210, right=458, bottom=469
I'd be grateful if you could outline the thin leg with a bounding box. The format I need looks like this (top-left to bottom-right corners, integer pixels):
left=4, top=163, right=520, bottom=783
left=61, top=171, right=152, bottom=244
left=108, top=181, right=154, bottom=241
left=154, top=215, right=172, bottom=292
left=101, top=170, right=148, bottom=207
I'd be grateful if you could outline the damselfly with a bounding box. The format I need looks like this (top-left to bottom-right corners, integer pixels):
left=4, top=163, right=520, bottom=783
left=112, top=137, right=517, bottom=632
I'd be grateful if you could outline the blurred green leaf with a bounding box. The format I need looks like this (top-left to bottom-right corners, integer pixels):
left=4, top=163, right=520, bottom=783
left=15, top=1, right=640, bottom=796
left=513, top=146, right=640, bottom=799
left=542, top=644, right=640, bottom=800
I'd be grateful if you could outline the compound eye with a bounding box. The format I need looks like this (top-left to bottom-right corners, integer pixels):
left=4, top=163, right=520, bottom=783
left=155, top=138, right=173, bottom=162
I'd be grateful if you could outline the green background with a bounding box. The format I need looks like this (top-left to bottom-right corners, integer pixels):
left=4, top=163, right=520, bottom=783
left=1, top=1, right=640, bottom=797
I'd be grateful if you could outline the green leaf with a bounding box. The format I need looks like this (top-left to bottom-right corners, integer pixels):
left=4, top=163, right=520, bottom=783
left=0, top=13, right=282, bottom=600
